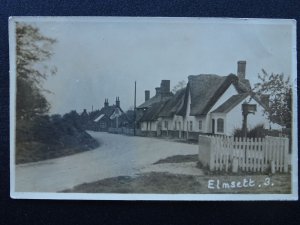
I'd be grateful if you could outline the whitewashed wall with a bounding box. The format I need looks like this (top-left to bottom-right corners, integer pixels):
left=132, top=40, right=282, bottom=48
left=209, top=84, right=239, bottom=112
left=150, top=121, right=157, bottom=131
left=161, top=118, right=173, bottom=131
left=182, top=91, right=207, bottom=132
left=141, top=121, right=158, bottom=131
left=205, top=84, right=239, bottom=133
left=172, top=115, right=184, bottom=131
left=141, top=121, right=147, bottom=131
left=211, top=113, right=227, bottom=135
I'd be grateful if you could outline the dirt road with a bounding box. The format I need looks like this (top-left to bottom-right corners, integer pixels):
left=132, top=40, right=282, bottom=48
left=15, top=132, right=198, bottom=192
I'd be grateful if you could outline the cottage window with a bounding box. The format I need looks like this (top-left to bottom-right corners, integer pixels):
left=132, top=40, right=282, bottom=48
left=100, top=122, right=106, bottom=128
left=174, top=121, right=177, bottom=130
left=186, top=121, right=188, bottom=131
left=178, top=122, right=181, bottom=130
left=199, top=120, right=202, bottom=131
left=217, top=118, right=224, bottom=133
left=164, top=120, right=168, bottom=129
left=190, top=121, right=193, bottom=131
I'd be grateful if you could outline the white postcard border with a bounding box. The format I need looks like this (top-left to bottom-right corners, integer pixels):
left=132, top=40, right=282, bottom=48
left=9, top=16, right=298, bottom=201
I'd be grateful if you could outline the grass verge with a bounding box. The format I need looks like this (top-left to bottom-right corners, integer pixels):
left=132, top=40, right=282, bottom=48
left=62, top=172, right=291, bottom=194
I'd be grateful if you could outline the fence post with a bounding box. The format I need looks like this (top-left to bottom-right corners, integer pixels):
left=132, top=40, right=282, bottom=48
left=210, top=137, right=215, bottom=171
left=271, top=160, right=275, bottom=174
left=198, top=135, right=214, bottom=171
left=263, top=137, right=267, bottom=172
left=232, top=157, right=239, bottom=173
left=284, top=137, right=289, bottom=173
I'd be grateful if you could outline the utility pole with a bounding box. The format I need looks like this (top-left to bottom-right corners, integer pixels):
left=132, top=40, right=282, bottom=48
left=134, top=81, right=137, bottom=136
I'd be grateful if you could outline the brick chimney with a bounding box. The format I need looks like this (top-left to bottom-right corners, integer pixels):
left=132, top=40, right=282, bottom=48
left=116, top=96, right=120, bottom=107
left=145, top=90, right=150, bottom=101
left=237, top=61, right=246, bottom=80
left=104, top=98, right=109, bottom=107
left=160, top=80, right=170, bottom=96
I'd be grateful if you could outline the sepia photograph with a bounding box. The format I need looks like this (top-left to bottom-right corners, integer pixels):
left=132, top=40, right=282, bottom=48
left=9, top=17, right=297, bottom=200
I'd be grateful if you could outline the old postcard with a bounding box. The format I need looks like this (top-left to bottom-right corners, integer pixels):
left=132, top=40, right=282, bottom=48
left=9, top=17, right=297, bottom=200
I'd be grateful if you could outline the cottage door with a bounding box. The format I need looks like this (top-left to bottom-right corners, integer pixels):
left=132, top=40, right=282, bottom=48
left=157, top=121, right=162, bottom=136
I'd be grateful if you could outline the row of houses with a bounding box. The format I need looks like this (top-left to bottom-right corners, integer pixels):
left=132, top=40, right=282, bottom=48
left=136, top=61, right=282, bottom=139
left=83, top=61, right=282, bottom=139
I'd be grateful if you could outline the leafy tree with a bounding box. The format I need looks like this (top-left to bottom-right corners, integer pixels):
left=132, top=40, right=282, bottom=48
left=253, top=69, right=292, bottom=128
left=63, top=110, right=83, bottom=131
left=16, top=22, right=57, bottom=120
left=172, top=80, right=186, bottom=93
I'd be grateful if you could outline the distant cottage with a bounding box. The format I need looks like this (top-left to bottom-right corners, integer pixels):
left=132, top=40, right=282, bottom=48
left=88, top=97, right=129, bottom=131
left=136, top=61, right=282, bottom=139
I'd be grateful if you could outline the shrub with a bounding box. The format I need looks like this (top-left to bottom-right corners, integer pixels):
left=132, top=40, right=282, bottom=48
left=16, top=110, right=99, bottom=163
left=233, top=124, right=266, bottom=138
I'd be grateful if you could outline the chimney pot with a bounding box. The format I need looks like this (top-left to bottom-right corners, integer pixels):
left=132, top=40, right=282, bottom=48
left=116, top=96, right=120, bottom=107
left=104, top=98, right=109, bottom=107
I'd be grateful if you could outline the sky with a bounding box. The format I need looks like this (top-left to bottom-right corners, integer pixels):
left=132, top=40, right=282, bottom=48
left=19, top=18, right=295, bottom=115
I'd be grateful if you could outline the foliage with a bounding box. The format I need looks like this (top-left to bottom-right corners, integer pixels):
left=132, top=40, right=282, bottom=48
left=16, top=111, right=99, bottom=164
left=233, top=124, right=266, bottom=138
left=253, top=69, right=292, bottom=128
left=125, top=109, right=135, bottom=123
left=16, top=22, right=57, bottom=120
left=17, top=78, right=50, bottom=120
left=172, top=80, right=187, bottom=93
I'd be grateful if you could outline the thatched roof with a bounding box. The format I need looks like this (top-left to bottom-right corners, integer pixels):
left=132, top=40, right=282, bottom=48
left=137, top=93, right=173, bottom=109
left=139, top=101, right=167, bottom=122
left=186, top=74, right=239, bottom=116
left=138, top=73, right=254, bottom=121
left=212, top=93, right=249, bottom=113
left=159, top=88, right=186, bottom=117
left=137, top=95, right=160, bottom=109
left=137, top=86, right=173, bottom=121
left=234, top=79, right=252, bottom=93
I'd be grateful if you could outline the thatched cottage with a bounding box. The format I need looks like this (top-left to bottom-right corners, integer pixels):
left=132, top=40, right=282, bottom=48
left=137, top=61, right=282, bottom=139
left=136, top=80, right=173, bottom=136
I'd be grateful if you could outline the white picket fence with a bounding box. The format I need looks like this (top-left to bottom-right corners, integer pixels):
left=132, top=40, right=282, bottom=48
left=209, top=136, right=289, bottom=173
